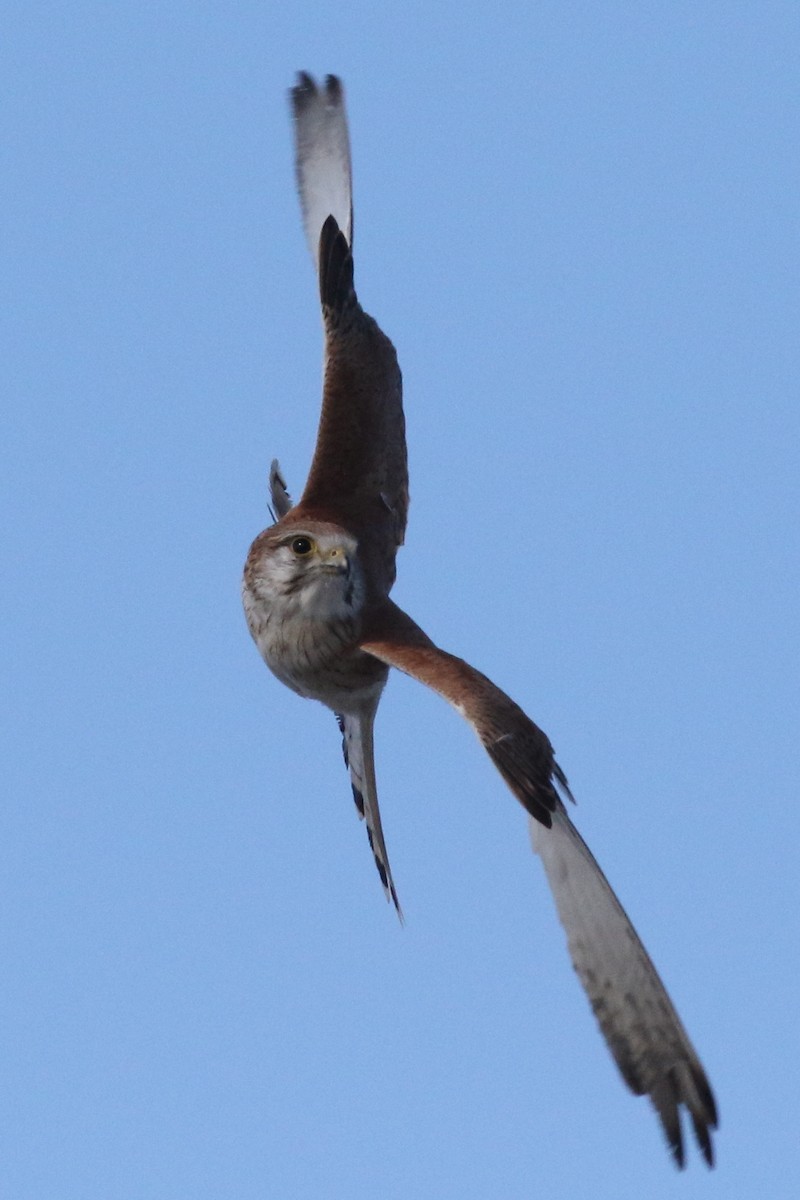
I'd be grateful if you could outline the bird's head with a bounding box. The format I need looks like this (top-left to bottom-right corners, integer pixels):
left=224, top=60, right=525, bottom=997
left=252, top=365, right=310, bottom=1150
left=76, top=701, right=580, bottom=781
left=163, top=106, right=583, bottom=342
left=244, top=521, right=364, bottom=620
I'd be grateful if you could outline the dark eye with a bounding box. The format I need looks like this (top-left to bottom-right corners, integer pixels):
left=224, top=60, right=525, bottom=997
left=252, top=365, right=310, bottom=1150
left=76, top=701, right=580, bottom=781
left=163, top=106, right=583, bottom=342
left=291, top=536, right=313, bottom=556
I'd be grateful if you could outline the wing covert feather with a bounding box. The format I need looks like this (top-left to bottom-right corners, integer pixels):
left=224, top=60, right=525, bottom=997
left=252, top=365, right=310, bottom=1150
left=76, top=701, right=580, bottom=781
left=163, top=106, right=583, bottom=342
left=360, top=602, right=569, bottom=826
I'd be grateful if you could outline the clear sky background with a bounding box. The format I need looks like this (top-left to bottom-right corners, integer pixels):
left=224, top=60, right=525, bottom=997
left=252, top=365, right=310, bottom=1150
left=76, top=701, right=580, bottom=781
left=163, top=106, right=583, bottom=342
left=3, top=3, right=798, bottom=1198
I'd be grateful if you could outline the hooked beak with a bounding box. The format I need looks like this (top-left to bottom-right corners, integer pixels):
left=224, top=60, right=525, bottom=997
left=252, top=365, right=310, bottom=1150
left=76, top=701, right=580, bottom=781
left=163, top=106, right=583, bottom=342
left=319, top=546, right=350, bottom=575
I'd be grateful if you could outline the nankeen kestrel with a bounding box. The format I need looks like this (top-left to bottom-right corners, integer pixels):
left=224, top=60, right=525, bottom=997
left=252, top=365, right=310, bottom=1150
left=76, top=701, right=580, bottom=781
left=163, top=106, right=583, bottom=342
left=242, top=73, right=717, bottom=1167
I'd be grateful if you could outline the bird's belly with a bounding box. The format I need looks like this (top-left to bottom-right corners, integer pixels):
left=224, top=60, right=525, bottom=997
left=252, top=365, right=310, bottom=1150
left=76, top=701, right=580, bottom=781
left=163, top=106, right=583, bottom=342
left=250, top=610, right=387, bottom=713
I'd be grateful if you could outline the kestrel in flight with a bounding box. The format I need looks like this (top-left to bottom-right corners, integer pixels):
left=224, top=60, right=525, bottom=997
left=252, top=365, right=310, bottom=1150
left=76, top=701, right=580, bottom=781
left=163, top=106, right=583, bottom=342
left=243, top=72, right=718, bottom=1168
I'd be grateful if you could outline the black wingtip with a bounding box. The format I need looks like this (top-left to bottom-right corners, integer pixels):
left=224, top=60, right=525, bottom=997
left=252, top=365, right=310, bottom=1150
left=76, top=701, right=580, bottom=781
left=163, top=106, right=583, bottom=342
left=324, top=74, right=344, bottom=103
left=654, top=1067, right=717, bottom=1170
left=693, top=1065, right=719, bottom=1130
left=290, top=72, right=343, bottom=113
left=290, top=71, right=316, bottom=113
left=690, top=1067, right=718, bottom=1167
left=484, top=737, right=559, bottom=827
left=664, top=1116, right=713, bottom=1171
left=692, top=1113, right=714, bottom=1168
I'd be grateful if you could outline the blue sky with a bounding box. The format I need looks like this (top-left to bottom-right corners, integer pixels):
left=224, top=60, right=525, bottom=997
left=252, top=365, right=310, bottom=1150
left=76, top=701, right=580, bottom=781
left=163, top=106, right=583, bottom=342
left=3, top=3, right=798, bottom=1197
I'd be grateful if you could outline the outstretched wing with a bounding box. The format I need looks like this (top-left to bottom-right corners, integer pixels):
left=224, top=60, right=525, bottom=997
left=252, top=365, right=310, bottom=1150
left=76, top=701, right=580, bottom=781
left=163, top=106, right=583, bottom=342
left=361, top=602, right=568, bottom=827
left=530, top=805, right=717, bottom=1167
left=289, top=73, right=408, bottom=592
left=337, top=710, right=402, bottom=919
left=360, top=600, right=716, bottom=1166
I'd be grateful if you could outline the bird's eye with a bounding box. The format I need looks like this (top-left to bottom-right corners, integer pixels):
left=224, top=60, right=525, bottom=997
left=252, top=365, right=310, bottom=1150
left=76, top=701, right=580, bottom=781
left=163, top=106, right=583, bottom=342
left=290, top=536, right=314, bottom=556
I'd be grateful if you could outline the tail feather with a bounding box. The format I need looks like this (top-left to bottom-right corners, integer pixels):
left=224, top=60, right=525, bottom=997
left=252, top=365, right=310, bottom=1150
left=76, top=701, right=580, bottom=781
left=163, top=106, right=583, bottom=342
left=337, top=711, right=403, bottom=920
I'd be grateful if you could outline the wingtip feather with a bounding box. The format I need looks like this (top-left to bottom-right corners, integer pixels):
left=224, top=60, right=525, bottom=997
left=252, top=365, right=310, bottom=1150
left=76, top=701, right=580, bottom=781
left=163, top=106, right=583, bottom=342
left=290, top=70, right=353, bottom=266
